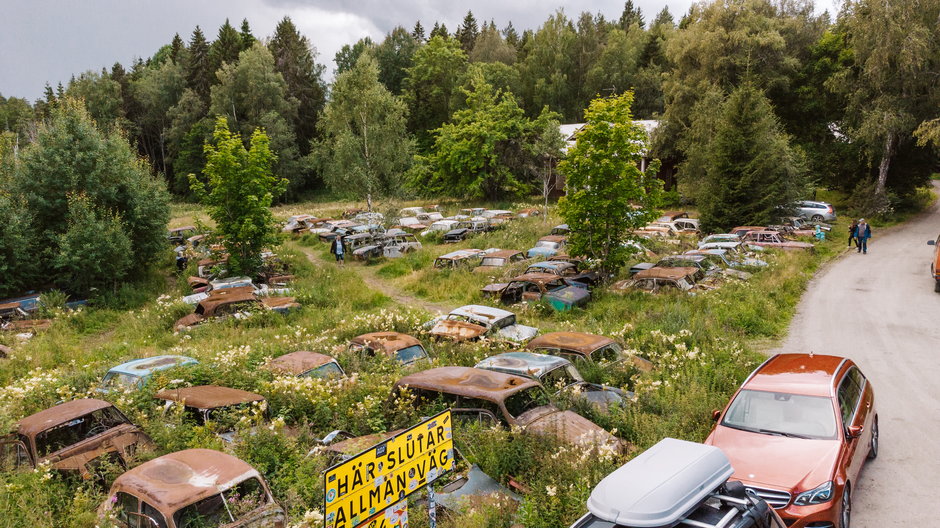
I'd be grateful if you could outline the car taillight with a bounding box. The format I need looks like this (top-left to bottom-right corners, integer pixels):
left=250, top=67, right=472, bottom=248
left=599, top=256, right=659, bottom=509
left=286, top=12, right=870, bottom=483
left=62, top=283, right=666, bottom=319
left=827, top=206, right=833, bottom=213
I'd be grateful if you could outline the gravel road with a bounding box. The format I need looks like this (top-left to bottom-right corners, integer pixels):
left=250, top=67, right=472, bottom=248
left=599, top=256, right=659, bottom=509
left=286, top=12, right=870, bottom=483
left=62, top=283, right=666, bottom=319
left=771, top=182, right=940, bottom=527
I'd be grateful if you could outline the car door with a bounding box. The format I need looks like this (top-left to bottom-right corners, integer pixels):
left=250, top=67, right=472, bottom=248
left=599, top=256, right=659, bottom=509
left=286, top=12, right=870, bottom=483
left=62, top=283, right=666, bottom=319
left=836, top=367, right=868, bottom=483
left=0, top=437, right=33, bottom=470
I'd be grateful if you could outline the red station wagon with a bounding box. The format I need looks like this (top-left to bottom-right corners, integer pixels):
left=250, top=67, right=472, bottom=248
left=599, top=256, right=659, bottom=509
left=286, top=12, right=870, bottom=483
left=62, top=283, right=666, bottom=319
left=706, top=354, right=877, bottom=528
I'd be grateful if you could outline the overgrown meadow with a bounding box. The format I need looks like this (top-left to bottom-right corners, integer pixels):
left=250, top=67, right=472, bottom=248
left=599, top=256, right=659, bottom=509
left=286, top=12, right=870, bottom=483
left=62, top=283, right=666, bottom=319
left=0, top=202, right=848, bottom=528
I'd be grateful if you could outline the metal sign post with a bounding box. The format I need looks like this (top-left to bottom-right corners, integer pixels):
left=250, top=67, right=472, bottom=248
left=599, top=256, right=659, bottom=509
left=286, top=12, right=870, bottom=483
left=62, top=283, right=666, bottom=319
left=427, top=486, right=437, bottom=528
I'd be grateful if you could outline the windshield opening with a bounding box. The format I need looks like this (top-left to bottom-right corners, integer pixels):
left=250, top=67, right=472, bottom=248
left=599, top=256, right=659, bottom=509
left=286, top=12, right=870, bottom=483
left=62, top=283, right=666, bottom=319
left=302, top=362, right=344, bottom=380
left=541, top=365, right=583, bottom=390
left=394, top=345, right=429, bottom=364
left=722, top=389, right=838, bottom=440
left=36, top=406, right=130, bottom=457
left=100, top=372, right=142, bottom=391
left=504, top=386, right=551, bottom=419
left=173, top=477, right=269, bottom=528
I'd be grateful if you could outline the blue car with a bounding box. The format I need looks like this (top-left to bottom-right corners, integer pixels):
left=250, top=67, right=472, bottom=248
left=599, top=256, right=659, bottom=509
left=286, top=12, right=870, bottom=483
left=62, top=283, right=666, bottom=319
left=526, top=235, right=567, bottom=258
left=99, top=355, right=199, bottom=393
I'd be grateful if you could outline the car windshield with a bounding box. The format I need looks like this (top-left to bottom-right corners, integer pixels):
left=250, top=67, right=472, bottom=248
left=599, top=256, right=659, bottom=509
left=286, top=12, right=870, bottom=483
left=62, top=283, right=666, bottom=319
left=100, top=372, right=142, bottom=391
left=481, top=257, right=506, bottom=267
left=722, top=389, right=838, bottom=440
left=536, top=241, right=559, bottom=249
left=173, top=477, right=269, bottom=528
left=394, top=345, right=429, bottom=364
left=302, top=362, right=344, bottom=380
left=504, top=386, right=551, bottom=419
left=540, top=365, right=583, bottom=389
left=35, top=406, right=130, bottom=457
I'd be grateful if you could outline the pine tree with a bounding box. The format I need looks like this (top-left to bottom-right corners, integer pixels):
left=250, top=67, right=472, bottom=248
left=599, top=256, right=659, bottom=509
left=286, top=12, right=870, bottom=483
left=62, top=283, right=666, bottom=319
left=619, top=0, right=645, bottom=29
left=652, top=6, right=675, bottom=28
left=211, top=19, right=243, bottom=72
left=503, top=22, right=520, bottom=49
left=412, top=21, right=426, bottom=42
left=429, top=22, right=449, bottom=40
left=186, top=26, right=212, bottom=100
left=170, top=33, right=185, bottom=64
left=239, top=19, right=256, bottom=50
left=455, top=11, right=479, bottom=53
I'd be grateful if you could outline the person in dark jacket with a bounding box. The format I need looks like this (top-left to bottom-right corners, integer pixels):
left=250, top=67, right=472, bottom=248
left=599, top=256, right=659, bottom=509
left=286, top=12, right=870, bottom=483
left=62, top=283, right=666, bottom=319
left=854, top=219, right=871, bottom=254
left=848, top=219, right=858, bottom=248
left=330, top=235, right=346, bottom=265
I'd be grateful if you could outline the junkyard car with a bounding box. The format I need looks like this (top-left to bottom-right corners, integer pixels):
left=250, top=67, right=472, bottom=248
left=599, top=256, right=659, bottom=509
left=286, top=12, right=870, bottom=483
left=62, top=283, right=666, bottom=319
left=706, top=353, right=876, bottom=528
left=526, top=331, right=625, bottom=365
left=699, top=233, right=741, bottom=246
left=685, top=249, right=765, bottom=273
left=474, top=352, right=627, bottom=410
left=428, top=304, right=538, bottom=343
left=930, top=235, right=940, bottom=292
left=570, top=437, right=786, bottom=528
left=1, top=399, right=154, bottom=479
left=611, top=267, right=704, bottom=294
left=525, top=260, right=601, bottom=286
left=156, top=385, right=266, bottom=442
left=99, top=355, right=199, bottom=393
left=481, top=273, right=591, bottom=311
left=481, top=209, right=515, bottom=226
left=174, top=290, right=299, bottom=330
left=634, top=254, right=750, bottom=280
left=551, top=224, right=570, bottom=235
left=443, top=227, right=471, bottom=243
left=421, top=219, right=459, bottom=237
left=266, top=351, right=345, bottom=379
left=281, top=214, right=314, bottom=234
left=100, top=449, right=285, bottom=528
left=380, top=231, right=422, bottom=257
left=473, top=249, right=528, bottom=273
left=517, top=207, right=541, bottom=218
left=167, top=225, right=197, bottom=245
left=316, top=220, right=360, bottom=242
left=742, top=231, right=815, bottom=252
left=392, top=366, right=622, bottom=451
left=347, top=332, right=430, bottom=365
left=527, top=235, right=567, bottom=258
left=345, top=232, right=383, bottom=261
left=434, top=248, right=485, bottom=269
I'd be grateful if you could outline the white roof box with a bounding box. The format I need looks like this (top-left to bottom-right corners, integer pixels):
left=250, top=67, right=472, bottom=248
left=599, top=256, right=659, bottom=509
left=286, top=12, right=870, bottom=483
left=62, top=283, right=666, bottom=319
left=587, top=438, right=733, bottom=527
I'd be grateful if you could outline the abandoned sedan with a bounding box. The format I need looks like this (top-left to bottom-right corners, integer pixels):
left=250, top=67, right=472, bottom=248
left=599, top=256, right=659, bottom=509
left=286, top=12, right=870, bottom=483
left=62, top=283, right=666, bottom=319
left=174, top=290, right=299, bottom=331
left=443, top=227, right=471, bottom=243
left=347, top=332, right=430, bottom=365
left=265, top=351, right=345, bottom=379
left=527, top=235, right=567, bottom=258
left=526, top=331, right=626, bottom=365
left=100, top=449, right=285, bottom=528
left=473, top=249, right=528, bottom=273
left=434, top=248, right=485, bottom=269
left=345, top=232, right=383, bottom=261
left=612, top=267, right=703, bottom=294
left=525, top=260, right=601, bottom=286
left=743, top=231, right=815, bottom=252
left=474, top=352, right=627, bottom=410
left=428, top=305, right=538, bottom=343
left=1, top=399, right=154, bottom=479
left=481, top=273, right=591, bottom=311
left=155, top=385, right=266, bottom=442
left=99, top=355, right=199, bottom=393
left=392, top=366, right=622, bottom=451
left=380, top=231, right=422, bottom=257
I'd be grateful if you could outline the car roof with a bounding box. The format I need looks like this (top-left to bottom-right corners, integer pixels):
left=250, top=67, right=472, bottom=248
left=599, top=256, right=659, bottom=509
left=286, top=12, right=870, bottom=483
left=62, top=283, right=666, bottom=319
left=437, top=249, right=483, bottom=260
left=266, top=351, right=336, bottom=375
left=526, top=332, right=615, bottom=354
left=326, top=429, right=405, bottom=456
left=107, top=356, right=198, bottom=377
left=108, top=449, right=261, bottom=512
left=449, top=304, right=514, bottom=321
left=659, top=254, right=707, bottom=263
left=538, top=235, right=567, bottom=243
left=509, top=272, right=565, bottom=285
left=154, top=385, right=265, bottom=409
left=587, top=438, right=733, bottom=527
left=196, top=290, right=257, bottom=312
left=633, top=267, right=699, bottom=280
left=394, top=366, right=539, bottom=402
left=17, top=399, right=114, bottom=437
left=168, top=226, right=196, bottom=233
left=527, top=261, right=573, bottom=270
left=483, top=249, right=523, bottom=259
left=475, top=352, right=570, bottom=378
left=744, top=353, right=846, bottom=397
left=350, top=332, right=422, bottom=353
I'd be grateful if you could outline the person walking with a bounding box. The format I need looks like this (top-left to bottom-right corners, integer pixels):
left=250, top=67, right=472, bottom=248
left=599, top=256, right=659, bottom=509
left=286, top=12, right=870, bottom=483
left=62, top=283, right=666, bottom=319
left=848, top=219, right=858, bottom=248
left=855, top=218, right=871, bottom=254
left=330, top=235, right=346, bottom=265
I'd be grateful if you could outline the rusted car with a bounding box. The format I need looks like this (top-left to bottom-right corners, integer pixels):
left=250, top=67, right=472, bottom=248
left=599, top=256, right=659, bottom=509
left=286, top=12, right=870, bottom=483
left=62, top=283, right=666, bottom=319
left=527, top=235, right=567, bottom=258
left=1, top=399, right=154, bottom=479
left=265, top=351, right=345, bottom=379
left=174, top=290, right=299, bottom=331
left=167, top=225, right=197, bottom=245
left=611, top=267, right=704, bottom=294
left=317, top=220, right=361, bottom=243
left=443, top=227, right=472, bottom=243
left=656, top=211, right=690, bottom=222
left=474, top=352, right=627, bottom=410
left=525, top=260, right=602, bottom=286
left=99, top=355, right=199, bottom=393
left=347, top=332, right=430, bottom=365
left=100, top=449, right=285, bottom=528
left=481, top=273, right=591, bottom=311
left=380, top=231, right=422, bottom=257
left=281, top=214, right=314, bottom=234
left=392, top=366, right=623, bottom=451
left=730, top=226, right=771, bottom=238
left=551, top=224, right=570, bottom=236
left=345, top=232, right=383, bottom=261
left=155, top=386, right=266, bottom=442
left=517, top=208, right=541, bottom=218
left=427, top=305, right=538, bottom=343
left=526, top=332, right=632, bottom=366
left=481, top=209, right=515, bottom=226
left=473, top=249, right=528, bottom=274
left=742, top=231, right=815, bottom=252
left=421, top=219, right=459, bottom=237
left=434, top=248, right=485, bottom=269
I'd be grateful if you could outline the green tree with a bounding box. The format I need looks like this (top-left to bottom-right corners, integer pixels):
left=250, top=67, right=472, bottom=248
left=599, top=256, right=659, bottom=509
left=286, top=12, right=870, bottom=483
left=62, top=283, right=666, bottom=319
left=193, top=117, right=285, bottom=275
left=65, top=70, right=125, bottom=130
left=130, top=60, right=186, bottom=177
left=419, top=72, right=562, bottom=199
left=314, top=54, right=412, bottom=203
left=470, top=23, right=517, bottom=65
left=54, top=193, right=133, bottom=295
left=185, top=26, right=212, bottom=101
left=335, top=38, right=375, bottom=75
left=455, top=11, right=479, bottom=53
left=558, top=92, right=663, bottom=272
left=170, top=33, right=186, bottom=64
left=211, top=19, right=243, bottom=72
left=696, top=83, right=805, bottom=231
left=166, top=89, right=209, bottom=194
left=239, top=19, right=256, bottom=50
left=412, top=21, right=426, bottom=42
left=374, top=27, right=420, bottom=94
left=518, top=11, right=579, bottom=120
left=403, top=35, right=468, bottom=150
left=429, top=22, right=449, bottom=40
left=0, top=94, right=33, bottom=143
left=0, top=188, right=35, bottom=297
left=619, top=0, right=645, bottom=29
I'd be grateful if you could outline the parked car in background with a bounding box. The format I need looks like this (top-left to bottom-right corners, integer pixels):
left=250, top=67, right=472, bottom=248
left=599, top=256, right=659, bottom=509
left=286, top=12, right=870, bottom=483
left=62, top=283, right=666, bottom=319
left=527, top=332, right=623, bottom=364
left=344, top=232, right=383, bottom=260
left=481, top=273, right=591, bottom=311
left=569, top=437, right=786, bottom=528
left=742, top=231, right=815, bottom=252
left=443, top=227, right=471, bottom=243
left=551, top=224, right=570, bottom=235
left=99, top=355, right=199, bottom=393
left=730, top=226, right=771, bottom=238
left=428, top=305, right=538, bottom=343
left=266, top=351, right=345, bottom=379
left=99, top=449, right=285, bottom=528
left=527, top=235, right=567, bottom=258
left=706, top=353, right=877, bottom=528
left=525, top=260, right=602, bottom=286
left=612, top=267, right=704, bottom=294
left=474, top=249, right=527, bottom=273
left=421, top=219, right=459, bottom=237
left=793, top=200, right=837, bottom=222
left=392, top=366, right=623, bottom=451
left=174, top=289, right=299, bottom=331
left=155, top=385, right=266, bottom=443
left=929, top=235, right=940, bottom=292
left=434, top=248, right=485, bottom=269
left=380, top=231, right=422, bottom=257
left=699, top=233, right=741, bottom=246
left=347, top=332, right=430, bottom=365
left=517, top=207, right=541, bottom=218
left=1, top=399, right=154, bottom=479
left=167, top=225, right=197, bottom=245
left=655, top=211, right=689, bottom=222
left=474, top=352, right=627, bottom=410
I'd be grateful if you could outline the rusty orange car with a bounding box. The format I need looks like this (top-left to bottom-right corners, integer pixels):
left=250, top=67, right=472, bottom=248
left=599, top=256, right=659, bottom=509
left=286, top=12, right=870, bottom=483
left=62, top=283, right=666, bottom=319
left=929, top=235, right=940, bottom=292
left=705, top=354, right=877, bottom=528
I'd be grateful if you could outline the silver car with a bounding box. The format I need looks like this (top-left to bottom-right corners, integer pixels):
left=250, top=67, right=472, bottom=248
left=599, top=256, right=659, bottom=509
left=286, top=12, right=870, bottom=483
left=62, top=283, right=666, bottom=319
left=793, top=200, right=837, bottom=222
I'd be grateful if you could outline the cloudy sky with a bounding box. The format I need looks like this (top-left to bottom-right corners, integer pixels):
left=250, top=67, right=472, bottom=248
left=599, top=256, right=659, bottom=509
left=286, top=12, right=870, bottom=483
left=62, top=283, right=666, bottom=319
left=1, top=0, right=837, bottom=101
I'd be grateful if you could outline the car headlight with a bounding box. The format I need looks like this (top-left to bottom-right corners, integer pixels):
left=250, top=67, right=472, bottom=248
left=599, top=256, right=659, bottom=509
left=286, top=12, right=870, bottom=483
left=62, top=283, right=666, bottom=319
left=793, top=481, right=834, bottom=506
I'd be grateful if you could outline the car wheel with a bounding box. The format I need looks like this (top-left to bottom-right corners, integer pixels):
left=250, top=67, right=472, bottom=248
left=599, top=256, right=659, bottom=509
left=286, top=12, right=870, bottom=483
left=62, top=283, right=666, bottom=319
left=935, top=280, right=940, bottom=293
left=812, top=214, right=824, bottom=222
left=868, top=416, right=879, bottom=459
left=840, top=485, right=852, bottom=528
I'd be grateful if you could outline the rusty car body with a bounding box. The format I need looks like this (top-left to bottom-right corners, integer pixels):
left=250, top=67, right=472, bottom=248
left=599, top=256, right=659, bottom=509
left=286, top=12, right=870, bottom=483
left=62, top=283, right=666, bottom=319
left=347, top=332, right=430, bottom=365
left=167, top=225, right=197, bottom=245
left=434, top=248, right=485, bottom=269
left=742, top=231, right=815, bottom=252
left=526, top=332, right=626, bottom=365
left=155, top=386, right=266, bottom=442
left=1, top=399, right=154, bottom=479
left=392, top=366, right=622, bottom=451
left=174, top=290, right=299, bottom=331
left=473, top=249, right=528, bottom=274
left=99, top=355, right=199, bottom=393
left=100, top=449, right=285, bottom=528
left=265, top=351, right=345, bottom=379
left=481, top=273, right=591, bottom=311
left=524, top=260, right=602, bottom=286
left=344, top=232, right=383, bottom=261
left=611, top=267, right=705, bottom=294
left=380, top=231, right=422, bottom=257
left=428, top=305, right=538, bottom=343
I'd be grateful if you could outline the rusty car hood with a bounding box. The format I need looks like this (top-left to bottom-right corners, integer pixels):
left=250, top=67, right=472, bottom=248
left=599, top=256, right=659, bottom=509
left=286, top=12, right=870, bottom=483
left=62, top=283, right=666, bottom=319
left=517, top=406, right=621, bottom=450
left=429, top=320, right=488, bottom=341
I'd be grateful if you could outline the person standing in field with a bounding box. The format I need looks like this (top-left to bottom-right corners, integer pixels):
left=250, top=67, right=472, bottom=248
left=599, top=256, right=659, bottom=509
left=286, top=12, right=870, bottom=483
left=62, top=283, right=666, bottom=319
left=855, top=219, right=871, bottom=254
left=330, top=235, right=346, bottom=265
left=848, top=219, right=858, bottom=248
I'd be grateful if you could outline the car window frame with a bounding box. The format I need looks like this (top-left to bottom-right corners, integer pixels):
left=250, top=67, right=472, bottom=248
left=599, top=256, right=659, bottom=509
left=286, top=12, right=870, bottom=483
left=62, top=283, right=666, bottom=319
left=836, top=366, right=865, bottom=432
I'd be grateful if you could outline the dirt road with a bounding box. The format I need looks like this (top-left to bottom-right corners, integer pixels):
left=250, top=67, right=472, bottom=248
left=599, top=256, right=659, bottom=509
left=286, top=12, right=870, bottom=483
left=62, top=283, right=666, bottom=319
left=771, top=182, right=940, bottom=527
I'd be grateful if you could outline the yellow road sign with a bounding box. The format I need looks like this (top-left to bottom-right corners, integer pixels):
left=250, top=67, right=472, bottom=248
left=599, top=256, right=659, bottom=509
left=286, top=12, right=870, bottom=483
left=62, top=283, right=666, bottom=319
left=360, top=500, right=408, bottom=528
left=324, top=410, right=453, bottom=528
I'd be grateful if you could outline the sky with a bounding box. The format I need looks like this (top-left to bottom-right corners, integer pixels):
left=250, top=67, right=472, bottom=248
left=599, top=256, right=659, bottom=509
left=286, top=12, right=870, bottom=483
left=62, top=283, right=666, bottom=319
left=0, top=0, right=838, bottom=101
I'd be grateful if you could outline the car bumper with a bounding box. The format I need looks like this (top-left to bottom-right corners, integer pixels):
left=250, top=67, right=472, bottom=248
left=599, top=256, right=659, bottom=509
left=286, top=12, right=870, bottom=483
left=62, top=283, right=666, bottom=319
left=777, top=500, right=840, bottom=527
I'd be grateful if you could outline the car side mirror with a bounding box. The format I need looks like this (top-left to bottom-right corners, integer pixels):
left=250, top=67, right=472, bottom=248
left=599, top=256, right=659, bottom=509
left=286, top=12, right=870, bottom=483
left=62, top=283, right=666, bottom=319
left=847, top=424, right=864, bottom=439
left=929, top=240, right=936, bottom=246
left=711, top=410, right=722, bottom=422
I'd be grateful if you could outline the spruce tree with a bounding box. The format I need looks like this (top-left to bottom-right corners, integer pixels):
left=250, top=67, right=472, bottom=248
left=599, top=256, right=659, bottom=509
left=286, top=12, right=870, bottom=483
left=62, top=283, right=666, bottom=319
left=455, top=11, right=479, bottom=53
left=429, top=22, right=449, bottom=40
left=412, top=21, right=426, bottom=42
left=503, top=22, right=520, bottom=49
left=619, top=0, right=645, bottom=29
left=269, top=16, right=327, bottom=155
left=186, top=26, right=212, bottom=100
left=211, top=19, right=243, bottom=72
left=239, top=19, right=256, bottom=50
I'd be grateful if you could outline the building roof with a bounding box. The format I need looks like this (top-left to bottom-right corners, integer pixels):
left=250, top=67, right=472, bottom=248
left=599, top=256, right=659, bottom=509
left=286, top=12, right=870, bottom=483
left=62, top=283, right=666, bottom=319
left=475, top=352, right=571, bottom=379
left=633, top=267, right=699, bottom=281
left=266, top=351, right=336, bottom=376
left=394, top=366, right=539, bottom=402
left=108, top=449, right=261, bottom=512
left=17, top=399, right=113, bottom=437
left=526, top=332, right=616, bottom=355
left=350, top=332, right=422, bottom=354
left=107, top=356, right=198, bottom=377
left=154, top=385, right=265, bottom=409
left=744, top=353, right=847, bottom=397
